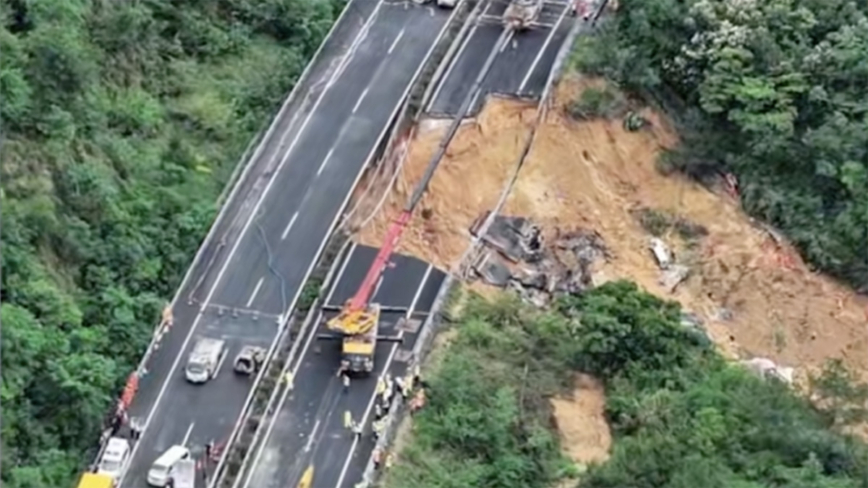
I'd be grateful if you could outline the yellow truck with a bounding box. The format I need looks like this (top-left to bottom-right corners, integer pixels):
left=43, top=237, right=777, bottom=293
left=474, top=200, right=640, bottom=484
left=76, top=473, right=114, bottom=488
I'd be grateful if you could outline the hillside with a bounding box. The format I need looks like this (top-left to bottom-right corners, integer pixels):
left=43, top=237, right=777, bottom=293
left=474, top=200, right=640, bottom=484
left=0, top=0, right=341, bottom=486
left=354, top=0, right=868, bottom=486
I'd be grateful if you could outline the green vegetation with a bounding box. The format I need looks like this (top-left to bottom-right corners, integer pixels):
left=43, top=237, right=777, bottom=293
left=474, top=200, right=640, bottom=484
left=566, top=85, right=627, bottom=120
left=0, top=0, right=342, bottom=486
left=381, top=281, right=868, bottom=488
left=572, top=0, right=868, bottom=290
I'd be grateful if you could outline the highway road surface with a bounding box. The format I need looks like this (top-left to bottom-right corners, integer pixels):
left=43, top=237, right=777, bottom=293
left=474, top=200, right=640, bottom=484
left=234, top=243, right=445, bottom=488
left=427, top=0, right=572, bottom=116
left=115, top=1, right=453, bottom=486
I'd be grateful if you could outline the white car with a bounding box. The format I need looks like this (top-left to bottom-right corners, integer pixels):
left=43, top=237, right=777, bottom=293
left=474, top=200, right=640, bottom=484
left=185, top=337, right=227, bottom=383
left=97, top=437, right=131, bottom=481
left=437, top=0, right=457, bottom=7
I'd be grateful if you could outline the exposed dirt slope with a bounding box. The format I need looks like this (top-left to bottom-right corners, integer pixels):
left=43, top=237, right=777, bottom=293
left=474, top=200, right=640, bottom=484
left=354, top=96, right=538, bottom=269
left=350, top=75, right=868, bottom=466
left=503, top=76, right=868, bottom=378
left=551, top=374, right=611, bottom=466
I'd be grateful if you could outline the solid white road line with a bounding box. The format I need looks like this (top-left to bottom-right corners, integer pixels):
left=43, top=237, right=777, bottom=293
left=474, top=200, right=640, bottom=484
left=371, top=275, right=385, bottom=301
left=332, top=264, right=433, bottom=488
left=115, top=1, right=385, bottom=484
left=352, top=88, right=369, bottom=114
left=237, top=243, right=358, bottom=488
left=213, top=348, right=230, bottom=381
left=426, top=23, right=478, bottom=113
left=467, top=28, right=513, bottom=113
left=388, top=28, right=405, bottom=55
left=281, top=212, right=299, bottom=241
left=234, top=2, right=460, bottom=484
left=303, top=420, right=322, bottom=453
left=247, top=278, right=265, bottom=307
left=318, top=148, right=336, bottom=176
left=182, top=422, right=195, bottom=447
left=518, top=4, right=569, bottom=93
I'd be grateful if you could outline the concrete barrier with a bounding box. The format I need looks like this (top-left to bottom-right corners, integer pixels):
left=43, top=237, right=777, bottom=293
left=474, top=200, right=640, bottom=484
left=353, top=12, right=593, bottom=488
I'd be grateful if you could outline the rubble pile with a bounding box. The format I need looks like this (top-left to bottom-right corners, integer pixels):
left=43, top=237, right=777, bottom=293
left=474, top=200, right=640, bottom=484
left=468, top=212, right=609, bottom=307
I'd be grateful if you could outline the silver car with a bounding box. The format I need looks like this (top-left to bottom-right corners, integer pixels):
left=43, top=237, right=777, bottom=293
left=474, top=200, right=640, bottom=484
left=185, top=337, right=226, bottom=383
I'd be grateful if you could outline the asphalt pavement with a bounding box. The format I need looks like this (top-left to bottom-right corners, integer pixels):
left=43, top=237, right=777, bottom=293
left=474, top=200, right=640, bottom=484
left=236, top=242, right=445, bottom=488
left=427, top=0, right=572, bottom=116
left=115, top=1, right=453, bottom=486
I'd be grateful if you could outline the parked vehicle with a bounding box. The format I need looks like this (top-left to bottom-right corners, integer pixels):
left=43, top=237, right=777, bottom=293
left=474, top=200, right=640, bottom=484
left=97, top=437, right=131, bottom=481
left=185, top=337, right=226, bottom=383
left=147, top=445, right=191, bottom=487
left=233, top=345, right=266, bottom=375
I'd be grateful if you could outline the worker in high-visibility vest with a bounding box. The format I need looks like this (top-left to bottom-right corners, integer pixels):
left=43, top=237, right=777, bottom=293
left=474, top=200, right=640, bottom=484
left=283, top=371, right=294, bottom=390
left=344, top=411, right=353, bottom=430
left=372, top=419, right=385, bottom=440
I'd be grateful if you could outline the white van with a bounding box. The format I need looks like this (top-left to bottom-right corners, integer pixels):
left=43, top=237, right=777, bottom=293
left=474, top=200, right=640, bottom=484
left=185, top=337, right=226, bottom=383
left=147, top=445, right=191, bottom=487
left=97, top=437, right=131, bottom=480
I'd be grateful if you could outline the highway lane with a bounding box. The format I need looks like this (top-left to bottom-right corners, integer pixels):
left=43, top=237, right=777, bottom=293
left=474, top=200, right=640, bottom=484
left=238, top=243, right=444, bottom=488
left=209, top=1, right=453, bottom=315
left=184, top=0, right=381, bottom=308
left=116, top=2, right=453, bottom=487
left=427, top=0, right=571, bottom=116
left=126, top=0, right=383, bottom=433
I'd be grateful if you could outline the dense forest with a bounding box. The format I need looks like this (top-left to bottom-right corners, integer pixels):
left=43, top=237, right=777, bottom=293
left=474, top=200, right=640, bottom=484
left=573, top=0, right=868, bottom=289
left=0, top=0, right=341, bottom=486
left=382, top=282, right=868, bottom=488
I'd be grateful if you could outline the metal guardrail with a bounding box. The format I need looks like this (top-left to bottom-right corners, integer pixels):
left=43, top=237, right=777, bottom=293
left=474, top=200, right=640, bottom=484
left=85, top=0, right=369, bottom=478
left=355, top=7, right=591, bottom=487
left=216, top=3, right=470, bottom=488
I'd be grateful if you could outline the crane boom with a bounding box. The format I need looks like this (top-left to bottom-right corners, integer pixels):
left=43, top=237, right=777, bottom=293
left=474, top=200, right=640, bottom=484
left=348, top=210, right=412, bottom=311
left=323, top=27, right=511, bottom=374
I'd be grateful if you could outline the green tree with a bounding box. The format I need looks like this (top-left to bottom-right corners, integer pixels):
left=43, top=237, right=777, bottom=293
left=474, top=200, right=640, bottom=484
left=0, top=0, right=344, bottom=485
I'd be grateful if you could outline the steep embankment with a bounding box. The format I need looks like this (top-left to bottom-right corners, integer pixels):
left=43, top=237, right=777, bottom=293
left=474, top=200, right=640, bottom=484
left=0, top=1, right=342, bottom=485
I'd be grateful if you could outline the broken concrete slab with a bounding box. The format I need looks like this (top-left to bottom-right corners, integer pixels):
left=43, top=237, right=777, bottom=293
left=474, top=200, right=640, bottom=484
left=472, top=251, right=512, bottom=287
left=471, top=212, right=542, bottom=262
left=660, top=264, right=690, bottom=293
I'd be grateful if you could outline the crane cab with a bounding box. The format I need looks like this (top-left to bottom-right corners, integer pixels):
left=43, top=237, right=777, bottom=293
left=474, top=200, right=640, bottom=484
left=323, top=303, right=382, bottom=374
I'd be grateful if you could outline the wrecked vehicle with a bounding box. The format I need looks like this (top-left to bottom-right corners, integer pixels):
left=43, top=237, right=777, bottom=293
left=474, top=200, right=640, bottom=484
left=233, top=345, right=266, bottom=375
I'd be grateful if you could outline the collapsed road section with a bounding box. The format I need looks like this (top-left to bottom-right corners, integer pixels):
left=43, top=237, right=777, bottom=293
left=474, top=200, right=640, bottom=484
left=87, top=1, right=456, bottom=488
left=426, top=0, right=573, bottom=116
left=229, top=4, right=544, bottom=488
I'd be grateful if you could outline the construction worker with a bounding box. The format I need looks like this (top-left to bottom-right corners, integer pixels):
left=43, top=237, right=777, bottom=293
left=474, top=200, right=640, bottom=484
left=344, top=411, right=353, bottom=430
left=385, top=453, right=394, bottom=469
left=342, top=372, right=351, bottom=393
left=162, top=303, right=174, bottom=327
left=412, top=366, right=421, bottom=388
left=110, top=409, right=124, bottom=437
left=352, top=422, right=363, bottom=441
left=372, top=419, right=385, bottom=440
left=376, top=377, right=386, bottom=396
left=374, top=402, right=383, bottom=420
left=205, top=440, right=214, bottom=461
left=283, top=371, right=294, bottom=390
left=129, top=416, right=142, bottom=440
